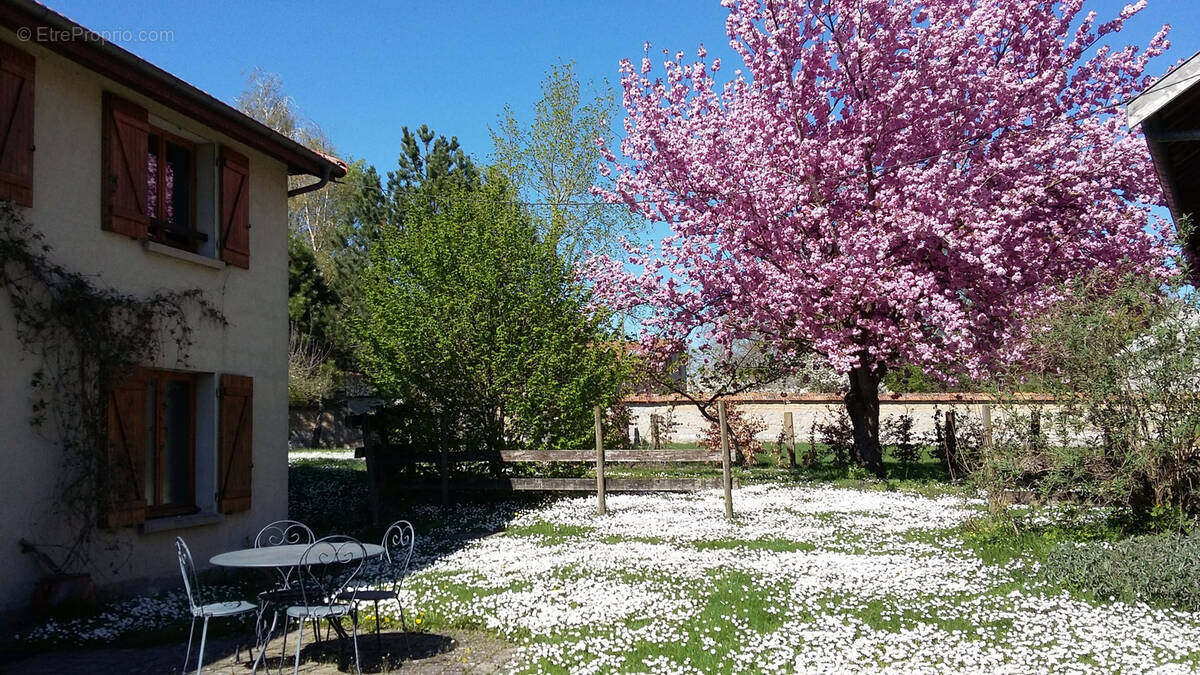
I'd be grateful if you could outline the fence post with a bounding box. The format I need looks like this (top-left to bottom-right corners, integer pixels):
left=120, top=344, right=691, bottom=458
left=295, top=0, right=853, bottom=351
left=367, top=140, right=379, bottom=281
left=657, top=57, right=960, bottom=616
left=1029, top=407, right=1041, bottom=446
left=595, top=406, right=607, bottom=515
left=783, top=411, right=796, bottom=468
left=438, top=414, right=449, bottom=507
left=944, top=410, right=958, bottom=480
left=360, top=415, right=382, bottom=526
left=982, top=403, right=993, bottom=449
left=719, top=400, right=734, bottom=520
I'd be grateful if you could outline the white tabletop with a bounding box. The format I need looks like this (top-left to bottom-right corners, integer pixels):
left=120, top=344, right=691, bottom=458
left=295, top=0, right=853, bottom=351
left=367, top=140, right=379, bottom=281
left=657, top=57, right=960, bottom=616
left=210, top=543, right=385, bottom=568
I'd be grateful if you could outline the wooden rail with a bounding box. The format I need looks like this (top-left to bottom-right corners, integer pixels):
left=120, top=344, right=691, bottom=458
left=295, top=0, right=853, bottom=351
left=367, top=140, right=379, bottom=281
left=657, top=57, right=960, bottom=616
left=401, top=477, right=731, bottom=493
left=354, top=448, right=721, bottom=463
left=355, top=406, right=738, bottom=519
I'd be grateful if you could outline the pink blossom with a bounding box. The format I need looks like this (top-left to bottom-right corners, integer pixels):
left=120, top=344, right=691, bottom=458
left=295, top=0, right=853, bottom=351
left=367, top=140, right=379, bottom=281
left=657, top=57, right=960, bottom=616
left=584, top=0, right=1171, bottom=381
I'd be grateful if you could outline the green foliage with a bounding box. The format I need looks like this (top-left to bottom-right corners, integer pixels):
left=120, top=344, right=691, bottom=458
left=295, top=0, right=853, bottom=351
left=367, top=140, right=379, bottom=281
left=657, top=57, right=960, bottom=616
left=814, top=412, right=854, bottom=467
left=977, top=271, right=1200, bottom=519
left=287, top=237, right=339, bottom=343
left=491, top=61, right=636, bottom=262
left=960, top=509, right=1122, bottom=568
left=355, top=169, right=629, bottom=451
left=1044, top=534, right=1200, bottom=610
left=883, top=413, right=919, bottom=476
left=388, top=124, right=479, bottom=195
left=237, top=70, right=375, bottom=380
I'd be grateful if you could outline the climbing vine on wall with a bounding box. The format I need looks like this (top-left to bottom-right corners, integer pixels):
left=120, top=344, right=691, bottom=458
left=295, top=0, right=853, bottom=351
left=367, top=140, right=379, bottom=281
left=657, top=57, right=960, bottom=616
left=0, top=203, right=223, bottom=572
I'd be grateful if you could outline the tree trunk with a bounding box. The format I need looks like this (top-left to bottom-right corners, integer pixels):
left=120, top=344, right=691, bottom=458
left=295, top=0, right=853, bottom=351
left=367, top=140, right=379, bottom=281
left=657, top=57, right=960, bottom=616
left=844, top=364, right=885, bottom=478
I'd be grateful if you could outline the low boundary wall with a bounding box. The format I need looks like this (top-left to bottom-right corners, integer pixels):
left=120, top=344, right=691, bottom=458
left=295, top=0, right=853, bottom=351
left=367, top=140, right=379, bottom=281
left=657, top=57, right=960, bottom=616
left=625, top=392, right=1056, bottom=444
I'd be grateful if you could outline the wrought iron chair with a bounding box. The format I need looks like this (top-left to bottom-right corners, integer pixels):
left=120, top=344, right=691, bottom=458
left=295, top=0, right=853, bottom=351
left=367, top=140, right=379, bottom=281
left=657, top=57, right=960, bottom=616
left=175, top=537, right=257, bottom=675
left=251, top=520, right=317, bottom=670
left=339, top=520, right=416, bottom=648
left=254, top=519, right=316, bottom=585
left=286, top=536, right=367, bottom=675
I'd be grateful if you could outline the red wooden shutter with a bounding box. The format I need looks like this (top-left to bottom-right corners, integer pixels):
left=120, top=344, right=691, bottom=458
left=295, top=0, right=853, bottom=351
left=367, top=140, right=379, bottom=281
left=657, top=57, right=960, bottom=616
left=104, top=367, right=147, bottom=528
left=218, top=374, right=253, bottom=513
left=219, top=147, right=250, bottom=268
left=101, top=93, right=148, bottom=238
left=0, top=42, right=34, bottom=207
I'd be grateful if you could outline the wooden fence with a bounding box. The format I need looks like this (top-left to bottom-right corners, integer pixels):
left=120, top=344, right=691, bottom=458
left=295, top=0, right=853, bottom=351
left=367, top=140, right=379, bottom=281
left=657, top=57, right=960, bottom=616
left=356, top=403, right=742, bottom=518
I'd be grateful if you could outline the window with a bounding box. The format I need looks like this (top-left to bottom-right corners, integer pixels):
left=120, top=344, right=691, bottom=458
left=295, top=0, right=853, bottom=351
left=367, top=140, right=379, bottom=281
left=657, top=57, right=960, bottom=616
left=146, top=129, right=202, bottom=252
left=141, top=370, right=197, bottom=518
left=102, top=93, right=251, bottom=267
left=104, top=367, right=253, bottom=528
left=0, top=41, right=34, bottom=207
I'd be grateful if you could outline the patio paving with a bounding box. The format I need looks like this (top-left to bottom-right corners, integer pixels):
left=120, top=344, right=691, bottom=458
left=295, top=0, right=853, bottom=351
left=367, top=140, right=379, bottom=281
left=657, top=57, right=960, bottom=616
left=4, top=628, right=516, bottom=674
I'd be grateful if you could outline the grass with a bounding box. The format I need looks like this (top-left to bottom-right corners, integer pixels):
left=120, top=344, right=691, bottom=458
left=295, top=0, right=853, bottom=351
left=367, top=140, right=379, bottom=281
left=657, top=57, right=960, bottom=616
left=958, top=507, right=1125, bottom=568
left=12, top=445, right=1196, bottom=672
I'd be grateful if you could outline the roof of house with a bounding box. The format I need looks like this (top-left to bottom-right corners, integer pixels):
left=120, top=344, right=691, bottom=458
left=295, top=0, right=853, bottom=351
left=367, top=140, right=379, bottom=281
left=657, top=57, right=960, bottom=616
left=1126, top=51, right=1200, bottom=226
left=0, top=0, right=347, bottom=183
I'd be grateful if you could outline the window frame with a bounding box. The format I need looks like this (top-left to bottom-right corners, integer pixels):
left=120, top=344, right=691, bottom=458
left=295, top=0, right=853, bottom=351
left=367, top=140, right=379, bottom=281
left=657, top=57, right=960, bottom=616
left=146, top=126, right=201, bottom=253
left=144, top=369, right=199, bottom=519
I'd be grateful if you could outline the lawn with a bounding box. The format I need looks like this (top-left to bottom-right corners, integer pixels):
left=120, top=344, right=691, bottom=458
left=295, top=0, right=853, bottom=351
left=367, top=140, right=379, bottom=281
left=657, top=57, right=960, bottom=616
left=398, top=484, right=1200, bottom=674
left=10, top=451, right=1200, bottom=674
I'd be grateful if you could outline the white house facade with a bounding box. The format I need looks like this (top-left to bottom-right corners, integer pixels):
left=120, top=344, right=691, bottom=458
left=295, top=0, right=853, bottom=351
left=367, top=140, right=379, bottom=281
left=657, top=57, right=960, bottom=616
left=0, top=1, right=345, bottom=619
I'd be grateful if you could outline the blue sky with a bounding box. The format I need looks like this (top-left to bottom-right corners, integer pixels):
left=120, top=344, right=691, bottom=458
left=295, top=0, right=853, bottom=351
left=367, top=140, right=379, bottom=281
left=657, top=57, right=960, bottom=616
left=43, top=0, right=1200, bottom=178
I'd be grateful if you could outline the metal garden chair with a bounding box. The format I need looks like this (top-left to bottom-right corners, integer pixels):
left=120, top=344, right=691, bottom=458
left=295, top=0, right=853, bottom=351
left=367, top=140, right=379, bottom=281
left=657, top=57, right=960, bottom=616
left=175, top=537, right=257, bottom=675
left=251, top=520, right=317, bottom=670
left=254, top=519, right=316, bottom=586
left=286, top=535, right=367, bottom=675
left=338, top=520, right=416, bottom=648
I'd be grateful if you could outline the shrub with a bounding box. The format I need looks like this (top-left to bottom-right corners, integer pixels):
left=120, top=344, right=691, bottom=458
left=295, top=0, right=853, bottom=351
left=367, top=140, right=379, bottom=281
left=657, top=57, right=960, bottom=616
left=700, top=402, right=767, bottom=466
left=814, top=411, right=854, bottom=467
left=883, top=413, right=919, bottom=475
left=929, top=407, right=983, bottom=481
left=977, top=270, right=1200, bottom=521
left=1043, top=534, right=1200, bottom=611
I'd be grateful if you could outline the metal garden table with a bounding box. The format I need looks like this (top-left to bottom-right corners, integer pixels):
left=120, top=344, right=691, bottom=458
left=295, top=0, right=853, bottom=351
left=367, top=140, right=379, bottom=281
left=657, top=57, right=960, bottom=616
left=210, top=543, right=384, bottom=569
left=211, top=542, right=384, bottom=673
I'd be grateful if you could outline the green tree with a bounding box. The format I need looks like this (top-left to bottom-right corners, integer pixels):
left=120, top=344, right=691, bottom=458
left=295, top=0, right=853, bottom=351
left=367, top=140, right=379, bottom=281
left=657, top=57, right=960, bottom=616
left=356, top=169, right=628, bottom=451
left=237, top=70, right=375, bottom=376
left=491, top=61, right=636, bottom=262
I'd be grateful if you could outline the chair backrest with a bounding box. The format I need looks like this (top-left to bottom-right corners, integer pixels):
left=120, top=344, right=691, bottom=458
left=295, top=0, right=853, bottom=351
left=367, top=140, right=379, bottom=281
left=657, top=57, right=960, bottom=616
left=296, top=535, right=367, bottom=608
left=254, top=520, right=315, bottom=548
left=381, top=520, right=416, bottom=593
left=175, top=537, right=203, bottom=613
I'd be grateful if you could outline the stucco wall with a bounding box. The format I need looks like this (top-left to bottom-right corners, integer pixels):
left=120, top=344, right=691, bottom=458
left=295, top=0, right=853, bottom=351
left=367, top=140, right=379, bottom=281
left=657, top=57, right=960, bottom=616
left=0, top=35, right=290, bottom=616
left=626, top=394, right=1055, bottom=446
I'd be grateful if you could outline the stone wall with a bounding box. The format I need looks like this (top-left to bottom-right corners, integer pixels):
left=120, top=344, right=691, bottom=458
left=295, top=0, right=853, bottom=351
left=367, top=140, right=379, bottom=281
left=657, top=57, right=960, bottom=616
left=624, top=393, right=1056, bottom=446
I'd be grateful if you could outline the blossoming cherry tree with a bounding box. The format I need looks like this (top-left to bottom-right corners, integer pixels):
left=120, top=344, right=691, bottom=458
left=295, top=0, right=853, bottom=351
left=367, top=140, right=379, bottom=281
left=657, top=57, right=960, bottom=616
left=587, top=0, right=1171, bottom=474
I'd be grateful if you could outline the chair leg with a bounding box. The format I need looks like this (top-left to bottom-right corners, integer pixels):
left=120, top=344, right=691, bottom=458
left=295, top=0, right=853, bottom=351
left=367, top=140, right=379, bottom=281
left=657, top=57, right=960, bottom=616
left=292, top=616, right=305, bottom=675
left=252, top=610, right=278, bottom=674
left=184, top=615, right=196, bottom=673
left=399, top=603, right=412, bottom=656
left=350, top=611, right=362, bottom=675
left=374, top=599, right=382, bottom=651
left=196, top=615, right=210, bottom=675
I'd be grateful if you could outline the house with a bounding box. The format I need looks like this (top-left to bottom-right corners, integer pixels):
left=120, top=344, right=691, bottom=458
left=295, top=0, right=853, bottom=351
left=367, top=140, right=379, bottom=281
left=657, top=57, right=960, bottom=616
left=0, top=1, right=345, bottom=619
left=1126, top=50, right=1200, bottom=284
